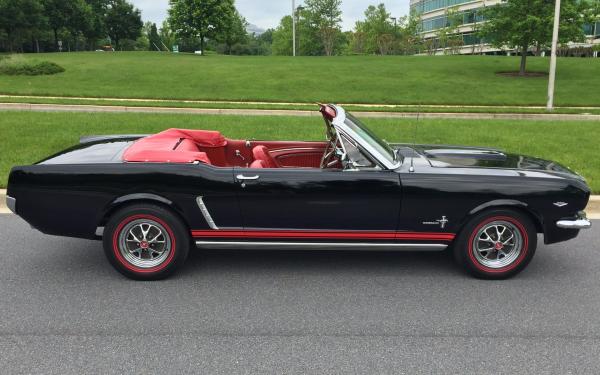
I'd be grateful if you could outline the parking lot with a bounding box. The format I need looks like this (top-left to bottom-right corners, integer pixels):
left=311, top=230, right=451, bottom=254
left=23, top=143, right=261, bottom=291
left=1, top=214, right=599, bottom=374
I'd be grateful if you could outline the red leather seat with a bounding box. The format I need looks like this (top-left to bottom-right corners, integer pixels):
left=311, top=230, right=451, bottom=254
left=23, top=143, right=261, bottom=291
left=252, top=145, right=278, bottom=168
left=250, top=160, right=266, bottom=168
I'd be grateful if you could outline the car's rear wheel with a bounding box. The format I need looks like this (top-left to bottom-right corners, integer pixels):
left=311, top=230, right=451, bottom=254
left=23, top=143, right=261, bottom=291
left=103, top=204, right=190, bottom=280
left=453, top=209, right=537, bottom=279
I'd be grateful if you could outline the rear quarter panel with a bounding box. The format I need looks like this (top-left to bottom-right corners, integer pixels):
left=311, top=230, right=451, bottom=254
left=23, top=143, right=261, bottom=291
left=7, top=163, right=239, bottom=239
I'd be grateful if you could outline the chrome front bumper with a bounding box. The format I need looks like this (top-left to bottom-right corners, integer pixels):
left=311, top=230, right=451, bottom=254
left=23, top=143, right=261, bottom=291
left=557, top=212, right=592, bottom=229
left=6, top=196, right=16, bottom=214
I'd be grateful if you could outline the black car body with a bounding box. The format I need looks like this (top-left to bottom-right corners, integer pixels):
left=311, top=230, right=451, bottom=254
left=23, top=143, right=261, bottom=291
left=6, top=105, right=591, bottom=280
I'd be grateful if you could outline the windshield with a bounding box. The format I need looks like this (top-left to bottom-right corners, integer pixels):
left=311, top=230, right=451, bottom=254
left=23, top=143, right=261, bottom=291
left=343, top=113, right=397, bottom=165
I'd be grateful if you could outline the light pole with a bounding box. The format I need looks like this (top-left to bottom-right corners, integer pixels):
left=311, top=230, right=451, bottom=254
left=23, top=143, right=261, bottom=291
left=546, top=0, right=561, bottom=111
left=292, top=0, right=296, bottom=57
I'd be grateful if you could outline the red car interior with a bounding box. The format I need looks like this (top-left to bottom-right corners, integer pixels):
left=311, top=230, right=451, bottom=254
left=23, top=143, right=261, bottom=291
left=123, top=128, right=328, bottom=169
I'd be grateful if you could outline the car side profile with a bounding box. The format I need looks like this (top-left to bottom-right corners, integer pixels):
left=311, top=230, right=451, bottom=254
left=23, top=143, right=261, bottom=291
left=6, top=104, right=591, bottom=280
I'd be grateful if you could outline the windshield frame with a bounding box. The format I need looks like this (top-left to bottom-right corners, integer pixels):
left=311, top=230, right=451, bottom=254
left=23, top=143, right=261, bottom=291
left=330, top=106, right=402, bottom=170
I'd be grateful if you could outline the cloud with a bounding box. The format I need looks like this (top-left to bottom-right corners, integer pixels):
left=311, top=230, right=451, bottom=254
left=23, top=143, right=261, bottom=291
left=130, top=0, right=410, bottom=30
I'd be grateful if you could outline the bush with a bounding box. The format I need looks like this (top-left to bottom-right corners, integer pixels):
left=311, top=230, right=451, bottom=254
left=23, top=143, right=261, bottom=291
left=0, top=56, right=65, bottom=76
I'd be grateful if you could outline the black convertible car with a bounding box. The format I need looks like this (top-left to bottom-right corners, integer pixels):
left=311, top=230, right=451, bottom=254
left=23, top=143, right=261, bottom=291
left=6, top=105, right=591, bottom=280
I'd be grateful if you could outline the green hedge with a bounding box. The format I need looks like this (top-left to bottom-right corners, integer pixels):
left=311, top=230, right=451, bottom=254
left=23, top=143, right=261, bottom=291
left=0, top=57, right=64, bottom=76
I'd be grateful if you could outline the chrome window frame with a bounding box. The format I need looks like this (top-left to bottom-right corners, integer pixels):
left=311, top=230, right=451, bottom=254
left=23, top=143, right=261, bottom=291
left=330, top=106, right=402, bottom=170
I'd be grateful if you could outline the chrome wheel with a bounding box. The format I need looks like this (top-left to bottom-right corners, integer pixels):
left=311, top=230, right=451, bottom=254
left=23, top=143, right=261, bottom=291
left=118, top=219, right=172, bottom=269
left=472, top=220, right=523, bottom=269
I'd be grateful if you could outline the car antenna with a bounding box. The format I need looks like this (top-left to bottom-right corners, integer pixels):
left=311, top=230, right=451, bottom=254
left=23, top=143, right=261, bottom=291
left=409, top=104, right=420, bottom=173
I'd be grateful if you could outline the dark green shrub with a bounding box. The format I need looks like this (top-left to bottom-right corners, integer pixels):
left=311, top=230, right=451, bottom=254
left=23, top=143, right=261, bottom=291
left=0, top=58, right=65, bottom=76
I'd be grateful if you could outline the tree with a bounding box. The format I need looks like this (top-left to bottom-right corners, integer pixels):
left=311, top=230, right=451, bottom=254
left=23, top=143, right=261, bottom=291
left=42, top=0, right=93, bottom=50
left=147, top=22, right=161, bottom=51
left=217, top=9, right=248, bottom=54
left=167, top=0, right=235, bottom=54
left=355, top=4, right=395, bottom=55
left=303, top=0, right=343, bottom=56
left=159, top=20, right=176, bottom=51
left=436, top=7, right=463, bottom=55
left=399, top=12, right=423, bottom=55
left=480, top=0, right=594, bottom=75
left=0, top=0, right=47, bottom=52
left=271, top=15, right=293, bottom=55
left=104, top=0, right=142, bottom=49
left=84, top=0, right=109, bottom=50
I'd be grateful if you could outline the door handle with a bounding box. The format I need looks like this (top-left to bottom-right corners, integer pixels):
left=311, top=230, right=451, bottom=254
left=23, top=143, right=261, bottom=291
left=236, top=174, right=260, bottom=181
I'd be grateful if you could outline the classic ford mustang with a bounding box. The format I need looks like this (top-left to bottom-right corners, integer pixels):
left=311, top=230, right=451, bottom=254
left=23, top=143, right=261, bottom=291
left=6, top=105, right=591, bottom=280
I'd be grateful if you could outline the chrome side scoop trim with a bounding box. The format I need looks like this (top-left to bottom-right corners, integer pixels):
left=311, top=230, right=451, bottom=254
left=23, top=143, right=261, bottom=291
left=196, top=196, right=219, bottom=230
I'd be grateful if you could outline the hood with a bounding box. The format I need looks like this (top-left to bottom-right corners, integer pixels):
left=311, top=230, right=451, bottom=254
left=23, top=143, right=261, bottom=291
left=413, top=144, right=584, bottom=180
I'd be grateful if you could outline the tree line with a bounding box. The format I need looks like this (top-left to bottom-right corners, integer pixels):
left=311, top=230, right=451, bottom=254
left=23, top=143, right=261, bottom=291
left=163, top=0, right=424, bottom=56
left=2, top=0, right=598, bottom=62
left=0, top=0, right=143, bottom=52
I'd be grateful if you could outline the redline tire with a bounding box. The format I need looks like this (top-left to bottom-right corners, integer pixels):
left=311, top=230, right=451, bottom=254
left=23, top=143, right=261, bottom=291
left=453, top=209, right=537, bottom=279
left=103, top=204, right=190, bottom=280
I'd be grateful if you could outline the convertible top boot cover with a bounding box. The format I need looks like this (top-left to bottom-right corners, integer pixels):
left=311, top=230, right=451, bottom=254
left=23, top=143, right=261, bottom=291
left=123, top=129, right=227, bottom=164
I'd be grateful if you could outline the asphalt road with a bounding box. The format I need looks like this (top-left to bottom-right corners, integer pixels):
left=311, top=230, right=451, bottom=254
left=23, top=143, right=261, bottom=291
left=1, top=215, right=599, bottom=374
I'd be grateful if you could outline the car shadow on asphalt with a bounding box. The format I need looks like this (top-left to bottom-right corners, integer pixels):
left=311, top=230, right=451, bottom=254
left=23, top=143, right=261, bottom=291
left=180, top=248, right=464, bottom=278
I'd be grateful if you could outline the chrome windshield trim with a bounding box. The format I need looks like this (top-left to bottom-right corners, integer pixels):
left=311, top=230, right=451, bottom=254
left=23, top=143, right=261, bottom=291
left=195, top=241, right=447, bottom=251
left=196, top=196, right=219, bottom=230
left=331, top=105, right=401, bottom=170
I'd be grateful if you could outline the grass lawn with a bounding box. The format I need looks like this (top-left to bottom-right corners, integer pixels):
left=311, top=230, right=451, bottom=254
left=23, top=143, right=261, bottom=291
left=0, top=52, right=599, bottom=106
left=1, top=111, right=598, bottom=192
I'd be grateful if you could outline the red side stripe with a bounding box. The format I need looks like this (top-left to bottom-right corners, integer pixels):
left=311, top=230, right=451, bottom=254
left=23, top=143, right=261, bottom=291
left=190, top=230, right=455, bottom=241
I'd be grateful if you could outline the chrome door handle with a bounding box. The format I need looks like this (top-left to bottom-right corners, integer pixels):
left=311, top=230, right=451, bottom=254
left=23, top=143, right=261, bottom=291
left=236, top=174, right=260, bottom=181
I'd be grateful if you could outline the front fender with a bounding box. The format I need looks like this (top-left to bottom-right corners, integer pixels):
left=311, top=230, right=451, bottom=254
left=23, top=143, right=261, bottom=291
left=465, top=199, right=544, bottom=234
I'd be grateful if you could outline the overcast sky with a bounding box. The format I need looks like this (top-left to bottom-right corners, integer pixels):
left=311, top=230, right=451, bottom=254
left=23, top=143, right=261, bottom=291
left=130, top=0, right=410, bottom=31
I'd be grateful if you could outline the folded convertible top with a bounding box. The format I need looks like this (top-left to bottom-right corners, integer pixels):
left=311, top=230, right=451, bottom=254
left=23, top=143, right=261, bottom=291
left=123, top=128, right=227, bottom=164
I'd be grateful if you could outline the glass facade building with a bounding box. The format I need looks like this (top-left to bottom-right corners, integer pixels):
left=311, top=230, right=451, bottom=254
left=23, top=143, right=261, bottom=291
left=411, top=0, right=600, bottom=53
left=421, top=10, right=486, bottom=32
left=411, top=0, right=478, bottom=14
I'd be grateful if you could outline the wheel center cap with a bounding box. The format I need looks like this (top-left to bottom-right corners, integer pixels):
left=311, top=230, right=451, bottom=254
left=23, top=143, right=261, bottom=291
left=494, top=242, right=504, bottom=251
left=140, top=241, right=149, bottom=249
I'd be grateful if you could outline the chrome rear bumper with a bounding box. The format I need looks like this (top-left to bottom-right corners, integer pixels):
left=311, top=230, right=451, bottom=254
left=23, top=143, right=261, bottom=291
left=557, top=212, right=591, bottom=229
left=5, top=196, right=16, bottom=214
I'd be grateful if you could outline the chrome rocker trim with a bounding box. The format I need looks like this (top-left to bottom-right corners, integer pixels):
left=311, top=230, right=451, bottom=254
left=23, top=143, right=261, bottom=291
left=6, top=196, right=16, bottom=214
left=195, top=241, right=448, bottom=251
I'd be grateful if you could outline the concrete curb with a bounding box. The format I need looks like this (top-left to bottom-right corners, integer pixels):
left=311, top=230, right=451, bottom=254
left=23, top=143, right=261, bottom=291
left=1, top=188, right=599, bottom=218
left=2, top=94, right=600, bottom=111
left=0, top=189, right=9, bottom=214
left=2, top=102, right=600, bottom=121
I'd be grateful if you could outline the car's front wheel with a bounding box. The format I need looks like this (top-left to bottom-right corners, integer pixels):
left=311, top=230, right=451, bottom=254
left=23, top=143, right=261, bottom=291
left=453, top=209, right=537, bottom=279
left=103, top=204, right=190, bottom=280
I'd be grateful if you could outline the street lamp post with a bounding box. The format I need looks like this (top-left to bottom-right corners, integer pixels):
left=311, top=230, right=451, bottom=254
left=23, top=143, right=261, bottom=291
left=292, top=0, right=296, bottom=57
left=547, top=0, right=562, bottom=111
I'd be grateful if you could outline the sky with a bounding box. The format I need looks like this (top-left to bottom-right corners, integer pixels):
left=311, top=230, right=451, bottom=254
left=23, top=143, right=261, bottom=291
left=130, top=0, right=411, bottom=31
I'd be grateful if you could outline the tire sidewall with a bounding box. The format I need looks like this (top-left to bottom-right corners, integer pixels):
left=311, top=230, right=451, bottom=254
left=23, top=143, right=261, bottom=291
left=103, top=204, right=190, bottom=280
left=454, top=209, right=537, bottom=279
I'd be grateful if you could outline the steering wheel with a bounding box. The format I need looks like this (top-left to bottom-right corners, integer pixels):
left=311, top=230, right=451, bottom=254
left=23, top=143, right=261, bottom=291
left=320, top=132, right=344, bottom=169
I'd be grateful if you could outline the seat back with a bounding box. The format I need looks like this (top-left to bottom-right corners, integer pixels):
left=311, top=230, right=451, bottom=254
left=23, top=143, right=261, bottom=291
left=250, top=160, right=266, bottom=168
left=252, top=145, right=278, bottom=168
